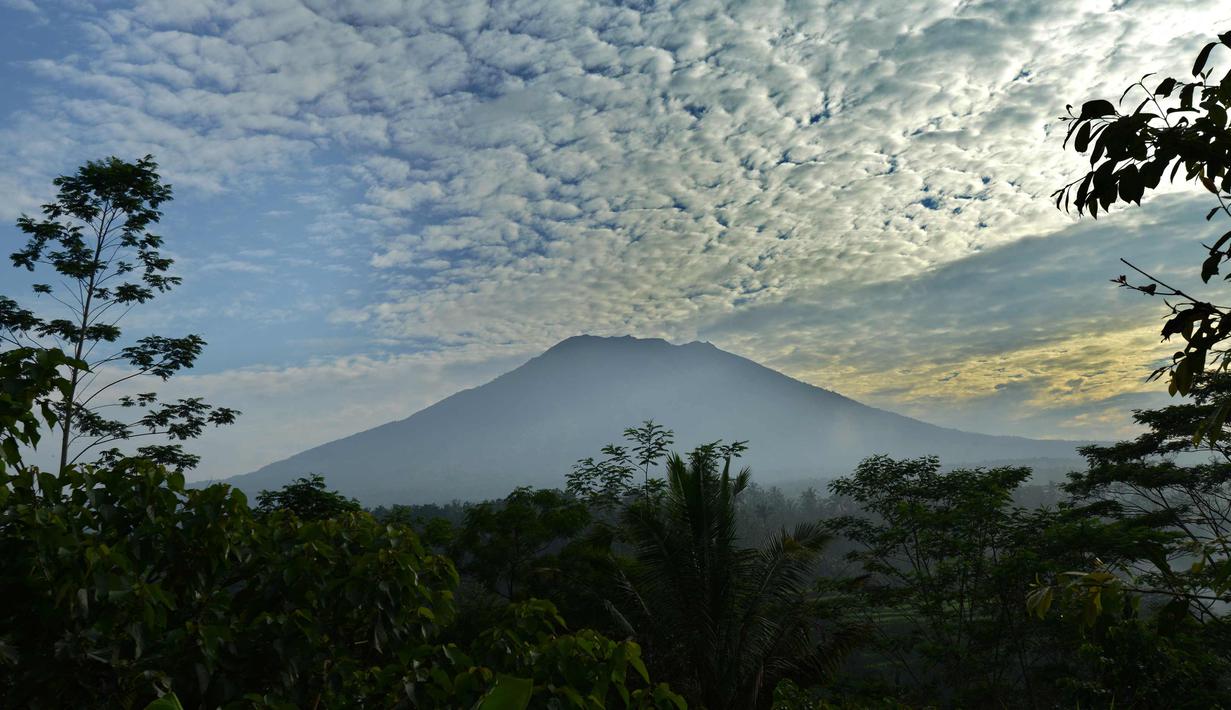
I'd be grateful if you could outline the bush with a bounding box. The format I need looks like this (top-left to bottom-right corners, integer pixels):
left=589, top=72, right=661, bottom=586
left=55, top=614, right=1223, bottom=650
left=0, top=460, right=681, bottom=709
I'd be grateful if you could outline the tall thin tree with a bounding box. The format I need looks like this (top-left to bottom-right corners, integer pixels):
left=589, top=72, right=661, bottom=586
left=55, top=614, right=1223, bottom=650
left=0, top=155, right=238, bottom=471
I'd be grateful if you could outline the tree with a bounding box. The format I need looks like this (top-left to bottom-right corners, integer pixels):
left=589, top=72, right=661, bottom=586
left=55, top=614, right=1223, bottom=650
left=436, top=599, right=685, bottom=710
left=255, top=473, right=362, bottom=520
left=0, top=155, right=237, bottom=471
left=614, top=443, right=849, bottom=709
left=0, top=457, right=456, bottom=709
left=624, top=420, right=674, bottom=492
left=1054, top=32, right=1231, bottom=443
left=827, top=455, right=1225, bottom=708
left=1, top=458, right=687, bottom=709
left=827, top=456, right=1040, bottom=704
left=567, top=443, right=638, bottom=510
left=0, top=377, right=683, bottom=709
left=1058, top=373, right=1231, bottom=617
left=0, top=347, right=77, bottom=474
left=566, top=422, right=706, bottom=508
left=441, top=487, right=627, bottom=646
left=452, top=486, right=592, bottom=602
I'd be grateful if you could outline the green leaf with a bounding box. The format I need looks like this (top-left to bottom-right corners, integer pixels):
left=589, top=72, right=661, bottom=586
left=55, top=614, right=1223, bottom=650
left=1025, top=585, right=1054, bottom=620
left=629, top=651, right=650, bottom=684
left=1193, top=399, right=1231, bottom=445
left=144, top=694, right=185, bottom=710
left=1, top=437, right=18, bottom=465
left=1173, top=355, right=1193, bottom=396
left=478, top=675, right=533, bottom=710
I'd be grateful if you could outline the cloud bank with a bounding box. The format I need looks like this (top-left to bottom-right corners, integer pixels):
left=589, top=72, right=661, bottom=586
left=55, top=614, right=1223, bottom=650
left=1, top=0, right=1229, bottom=477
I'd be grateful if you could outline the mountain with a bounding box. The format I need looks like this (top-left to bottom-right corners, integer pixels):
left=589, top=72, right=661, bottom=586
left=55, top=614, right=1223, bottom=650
left=222, top=335, right=1088, bottom=504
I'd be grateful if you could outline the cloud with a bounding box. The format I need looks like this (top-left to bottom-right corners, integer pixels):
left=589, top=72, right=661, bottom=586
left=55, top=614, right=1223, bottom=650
left=18, top=346, right=530, bottom=480
left=701, top=191, right=1218, bottom=440
left=200, top=258, right=268, bottom=273
left=0, top=0, right=40, bottom=14
left=2, top=0, right=1230, bottom=474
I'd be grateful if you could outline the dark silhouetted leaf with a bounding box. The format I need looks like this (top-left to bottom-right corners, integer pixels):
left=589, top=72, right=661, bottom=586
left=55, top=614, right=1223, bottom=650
left=1194, top=41, right=1219, bottom=76
left=1079, top=99, right=1116, bottom=120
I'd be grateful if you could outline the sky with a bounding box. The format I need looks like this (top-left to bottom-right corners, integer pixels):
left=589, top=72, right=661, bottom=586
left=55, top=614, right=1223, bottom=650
left=1, top=0, right=1230, bottom=481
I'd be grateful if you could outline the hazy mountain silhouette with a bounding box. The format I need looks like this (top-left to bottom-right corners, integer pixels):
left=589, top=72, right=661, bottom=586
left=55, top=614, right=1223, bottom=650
left=223, top=335, right=1088, bottom=504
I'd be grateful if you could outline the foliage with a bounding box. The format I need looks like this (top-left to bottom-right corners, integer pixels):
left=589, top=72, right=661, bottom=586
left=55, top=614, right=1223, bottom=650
left=624, top=420, right=674, bottom=492
left=1056, top=612, right=1231, bottom=709
left=0, top=346, right=77, bottom=472
left=1, top=155, right=237, bottom=471
left=769, top=679, right=911, bottom=710
left=569, top=443, right=639, bottom=510
left=255, top=473, right=362, bottom=520
left=1037, top=374, right=1231, bottom=621
left=825, top=455, right=1205, bottom=707
left=1028, top=559, right=1231, bottom=708
left=1054, top=32, right=1231, bottom=444
left=827, top=456, right=1037, bottom=704
left=453, top=486, right=593, bottom=602
left=371, top=500, right=467, bottom=551
left=143, top=694, right=185, bottom=710
left=1028, top=33, right=1231, bottom=705
left=0, top=459, right=456, bottom=708
left=445, top=486, right=630, bottom=643
left=614, top=443, right=850, bottom=710
left=0, top=456, right=680, bottom=709
left=567, top=421, right=677, bottom=507
left=429, top=599, right=685, bottom=709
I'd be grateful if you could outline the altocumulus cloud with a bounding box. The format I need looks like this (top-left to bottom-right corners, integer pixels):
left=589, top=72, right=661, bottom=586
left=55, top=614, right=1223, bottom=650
left=1, top=0, right=1230, bottom=478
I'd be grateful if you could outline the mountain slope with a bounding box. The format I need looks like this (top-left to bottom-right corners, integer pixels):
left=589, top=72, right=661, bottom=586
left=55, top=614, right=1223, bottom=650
left=223, top=335, right=1087, bottom=503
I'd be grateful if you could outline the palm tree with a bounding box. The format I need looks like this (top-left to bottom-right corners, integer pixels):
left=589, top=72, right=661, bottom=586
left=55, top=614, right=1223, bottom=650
left=610, top=444, right=849, bottom=709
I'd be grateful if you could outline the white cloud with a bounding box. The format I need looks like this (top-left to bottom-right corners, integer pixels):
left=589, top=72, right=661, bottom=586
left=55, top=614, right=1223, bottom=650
left=3, top=0, right=1231, bottom=471
left=1, top=0, right=39, bottom=14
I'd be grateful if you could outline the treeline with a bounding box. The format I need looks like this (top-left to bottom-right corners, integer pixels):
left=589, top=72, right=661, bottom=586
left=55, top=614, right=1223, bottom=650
left=366, top=400, right=1231, bottom=709
left=0, top=350, right=684, bottom=709
left=5, top=350, right=1231, bottom=708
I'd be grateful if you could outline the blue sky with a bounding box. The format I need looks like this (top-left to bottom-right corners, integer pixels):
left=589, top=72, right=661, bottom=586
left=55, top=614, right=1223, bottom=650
left=2, top=0, right=1230, bottom=480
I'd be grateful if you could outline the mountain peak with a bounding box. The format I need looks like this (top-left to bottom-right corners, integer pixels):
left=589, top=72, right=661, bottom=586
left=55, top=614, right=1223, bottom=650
left=225, top=336, right=1087, bottom=504
left=545, top=334, right=717, bottom=355
left=548, top=334, right=666, bottom=349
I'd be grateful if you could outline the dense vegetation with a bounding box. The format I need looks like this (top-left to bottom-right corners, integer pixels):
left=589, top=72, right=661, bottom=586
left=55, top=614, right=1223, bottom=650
left=0, top=350, right=683, bottom=709
left=377, top=419, right=1231, bottom=709
left=5, top=28, right=1231, bottom=710
left=5, top=345, right=1231, bottom=706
